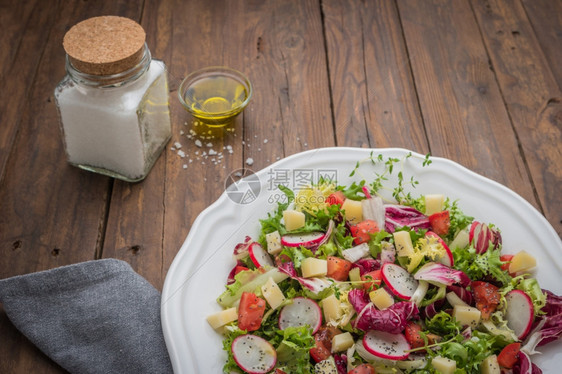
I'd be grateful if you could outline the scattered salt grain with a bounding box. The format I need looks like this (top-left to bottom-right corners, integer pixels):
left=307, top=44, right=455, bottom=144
left=207, top=142, right=213, bottom=147
left=246, top=157, right=254, bottom=166
left=194, top=139, right=202, bottom=147
left=174, top=142, right=182, bottom=149
left=264, top=139, right=268, bottom=143
left=208, top=149, right=217, bottom=156
left=177, top=150, right=186, bottom=158
left=182, top=164, right=187, bottom=169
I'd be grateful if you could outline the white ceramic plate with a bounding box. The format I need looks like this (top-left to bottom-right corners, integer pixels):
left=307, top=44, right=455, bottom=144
left=161, top=147, right=562, bottom=373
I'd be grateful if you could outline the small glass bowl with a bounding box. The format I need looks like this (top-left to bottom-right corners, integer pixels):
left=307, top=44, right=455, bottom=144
left=178, top=66, right=252, bottom=127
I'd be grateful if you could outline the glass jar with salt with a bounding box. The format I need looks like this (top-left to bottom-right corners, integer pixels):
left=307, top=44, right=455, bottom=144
left=54, top=16, right=171, bottom=182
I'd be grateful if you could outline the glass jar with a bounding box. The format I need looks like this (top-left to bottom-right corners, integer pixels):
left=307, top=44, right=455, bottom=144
left=54, top=16, right=171, bottom=182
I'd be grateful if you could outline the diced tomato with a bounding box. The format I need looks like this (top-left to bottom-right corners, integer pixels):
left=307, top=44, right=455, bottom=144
left=348, top=363, right=376, bottom=374
left=237, top=292, right=266, bottom=331
left=361, top=270, right=382, bottom=290
left=350, top=219, right=379, bottom=245
left=310, top=326, right=341, bottom=363
left=327, top=256, right=352, bottom=281
left=471, top=281, right=500, bottom=320
left=404, top=321, right=424, bottom=348
left=326, top=191, right=346, bottom=207
left=500, top=254, right=514, bottom=272
left=234, top=265, right=249, bottom=276
left=274, top=369, right=288, bottom=374
left=404, top=321, right=441, bottom=349
left=497, top=342, right=521, bottom=368
left=428, top=211, right=450, bottom=236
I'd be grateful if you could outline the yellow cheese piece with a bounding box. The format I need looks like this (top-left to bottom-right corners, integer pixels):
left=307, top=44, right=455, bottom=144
left=393, top=230, right=414, bottom=257
left=425, top=194, right=445, bottom=216
left=283, top=209, right=306, bottom=231
left=453, top=305, right=481, bottom=328
left=508, top=250, right=536, bottom=274
left=481, top=355, right=501, bottom=374
left=301, top=257, right=328, bottom=278
left=369, top=288, right=394, bottom=310
left=348, top=267, right=361, bottom=282
left=265, top=231, right=282, bottom=255
left=341, top=199, right=363, bottom=224
left=431, top=356, right=456, bottom=374
left=261, top=277, right=285, bottom=310
left=206, top=307, right=238, bottom=330
left=331, top=332, right=354, bottom=352
left=322, top=294, right=342, bottom=324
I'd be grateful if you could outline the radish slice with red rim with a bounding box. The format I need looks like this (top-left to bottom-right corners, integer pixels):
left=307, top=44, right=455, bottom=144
left=231, top=334, right=277, bottom=374
left=278, top=297, right=322, bottom=334
left=381, top=263, right=418, bottom=300
left=249, top=243, right=274, bottom=268
left=363, top=330, right=411, bottom=360
left=505, top=289, right=534, bottom=340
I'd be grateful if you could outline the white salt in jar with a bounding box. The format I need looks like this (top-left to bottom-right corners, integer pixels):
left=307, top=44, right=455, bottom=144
left=54, top=16, right=171, bottom=182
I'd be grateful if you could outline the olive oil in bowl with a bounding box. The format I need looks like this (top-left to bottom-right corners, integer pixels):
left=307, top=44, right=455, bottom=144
left=178, top=67, right=252, bottom=127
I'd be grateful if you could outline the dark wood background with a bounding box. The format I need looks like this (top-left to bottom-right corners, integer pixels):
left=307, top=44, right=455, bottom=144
left=1, top=0, right=560, bottom=372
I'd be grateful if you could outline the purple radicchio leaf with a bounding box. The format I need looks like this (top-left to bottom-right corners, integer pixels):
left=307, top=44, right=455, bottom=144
left=226, top=260, right=246, bottom=285
left=277, top=261, right=331, bottom=294
left=348, top=289, right=419, bottom=333
left=351, top=258, right=381, bottom=276
left=233, top=236, right=253, bottom=260
left=333, top=354, right=347, bottom=374
left=385, top=204, right=431, bottom=233
left=513, top=351, right=542, bottom=374
left=414, top=262, right=470, bottom=287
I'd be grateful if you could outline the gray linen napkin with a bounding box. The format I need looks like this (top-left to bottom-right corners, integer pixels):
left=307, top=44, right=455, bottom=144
left=0, top=259, right=173, bottom=374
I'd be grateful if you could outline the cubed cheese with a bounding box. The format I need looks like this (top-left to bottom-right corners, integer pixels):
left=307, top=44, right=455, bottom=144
left=261, top=277, right=285, bottom=310
left=369, top=288, right=394, bottom=309
left=453, top=305, right=481, bottom=328
left=206, top=307, right=238, bottom=329
left=322, top=294, right=342, bottom=324
left=331, top=332, right=354, bottom=352
left=283, top=209, right=305, bottom=231
left=341, top=199, right=363, bottom=224
left=481, top=355, right=501, bottom=374
left=446, top=291, right=469, bottom=307
left=348, top=267, right=361, bottom=282
left=509, top=250, right=536, bottom=274
left=425, top=194, right=445, bottom=216
left=265, top=231, right=282, bottom=255
left=431, top=356, right=456, bottom=374
left=301, top=257, right=328, bottom=278
left=393, top=230, right=414, bottom=257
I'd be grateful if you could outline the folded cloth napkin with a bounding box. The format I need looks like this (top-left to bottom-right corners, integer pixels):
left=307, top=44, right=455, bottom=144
left=0, top=259, right=173, bottom=374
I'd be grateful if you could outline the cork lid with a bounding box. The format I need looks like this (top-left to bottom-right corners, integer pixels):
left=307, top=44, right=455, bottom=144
left=63, top=16, right=146, bottom=76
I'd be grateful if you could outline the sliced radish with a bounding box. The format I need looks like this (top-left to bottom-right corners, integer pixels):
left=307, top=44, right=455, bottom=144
left=505, top=289, right=534, bottom=340
left=281, top=232, right=326, bottom=249
left=249, top=242, right=274, bottom=268
left=425, top=231, right=454, bottom=267
left=363, top=330, right=410, bottom=360
left=231, top=334, right=276, bottom=374
left=278, top=297, right=322, bottom=334
left=381, top=262, right=418, bottom=300
left=469, top=221, right=501, bottom=254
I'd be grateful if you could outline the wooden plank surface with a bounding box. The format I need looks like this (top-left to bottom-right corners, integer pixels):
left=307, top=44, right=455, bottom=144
left=471, top=0, right=562, bottom=237
left=322, top=0, right=428, bottom=152
left=397, top=0, right=537, bottom=208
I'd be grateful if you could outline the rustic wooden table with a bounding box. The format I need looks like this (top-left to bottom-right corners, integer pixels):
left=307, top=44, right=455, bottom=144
left=1, top=0, right=560, bottom=372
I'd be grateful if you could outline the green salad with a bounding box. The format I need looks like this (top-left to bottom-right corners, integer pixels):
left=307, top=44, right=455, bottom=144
left=207, top=153, right=562, bottom=374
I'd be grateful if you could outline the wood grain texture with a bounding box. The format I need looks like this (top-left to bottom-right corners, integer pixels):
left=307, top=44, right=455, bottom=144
left=521, top=0, right=562, bottom=87
left=159, top=0, right=335, bottom=277
left=471, top=0, right=562, bottom=236
left=397, top=0, right=537, bottom=208
left=0, top=2, right=144, bottom=373
left=322, top=0, right=428, bottom=153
